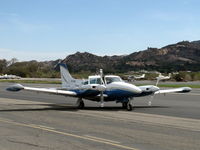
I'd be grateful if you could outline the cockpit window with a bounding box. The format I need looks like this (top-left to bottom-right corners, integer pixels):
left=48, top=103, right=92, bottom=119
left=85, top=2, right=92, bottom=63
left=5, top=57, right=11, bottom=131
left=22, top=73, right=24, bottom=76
left=89, top=78, right=101, bottom=84
left=83, top=81, right=88, bottom=85
left=105, top=77, right=122, bottom=84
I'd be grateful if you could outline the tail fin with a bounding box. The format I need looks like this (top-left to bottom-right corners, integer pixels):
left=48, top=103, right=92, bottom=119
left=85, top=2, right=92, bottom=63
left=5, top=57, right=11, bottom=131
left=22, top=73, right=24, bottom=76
left=59, top=64, right=75, bottom=88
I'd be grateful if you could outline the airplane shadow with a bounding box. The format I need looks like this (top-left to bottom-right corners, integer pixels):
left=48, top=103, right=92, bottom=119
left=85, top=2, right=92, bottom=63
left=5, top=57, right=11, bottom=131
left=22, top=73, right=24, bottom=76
left=0, top=103, right=169, bottom=112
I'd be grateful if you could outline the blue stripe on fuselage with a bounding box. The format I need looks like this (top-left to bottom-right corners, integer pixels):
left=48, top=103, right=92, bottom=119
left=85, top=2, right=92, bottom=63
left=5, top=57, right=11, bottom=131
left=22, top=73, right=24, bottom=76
left=71, top=89, right=100, bottom=97
left=70, top=89, right=154, bottom=102
left=105, top=89, right=136, bottom=99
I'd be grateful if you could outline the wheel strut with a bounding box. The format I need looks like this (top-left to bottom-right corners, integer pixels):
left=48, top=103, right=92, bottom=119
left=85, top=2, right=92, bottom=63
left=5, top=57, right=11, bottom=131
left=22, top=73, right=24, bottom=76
left=126, top=98, right=134, bottom=111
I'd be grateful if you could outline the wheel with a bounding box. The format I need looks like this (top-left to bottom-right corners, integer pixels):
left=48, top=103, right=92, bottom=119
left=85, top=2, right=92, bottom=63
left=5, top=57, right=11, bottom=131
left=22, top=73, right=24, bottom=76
left=126, top=103, right=133, bottom=111
left=77, top=100, right=85, bottom=109
left=122, top=102, right=128, bottom=108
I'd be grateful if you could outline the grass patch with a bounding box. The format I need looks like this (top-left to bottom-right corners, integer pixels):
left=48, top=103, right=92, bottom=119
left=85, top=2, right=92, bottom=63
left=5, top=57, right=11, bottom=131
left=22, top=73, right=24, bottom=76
left=1, top=79, right=199, bottom=88
left=0, top=79, right=61, bottom=84
left=136, top=84, right=200, bottom=88
left=157, top=84, right=200, bottom=88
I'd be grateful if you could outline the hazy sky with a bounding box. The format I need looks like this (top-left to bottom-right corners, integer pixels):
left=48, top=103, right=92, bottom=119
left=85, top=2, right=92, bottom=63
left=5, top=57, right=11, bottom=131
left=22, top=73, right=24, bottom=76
left=0, top=0, right=200, bottom=61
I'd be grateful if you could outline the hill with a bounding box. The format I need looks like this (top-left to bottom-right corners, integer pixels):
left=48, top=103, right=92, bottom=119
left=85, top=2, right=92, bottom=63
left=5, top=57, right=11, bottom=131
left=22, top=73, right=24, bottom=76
left=61, top=52, right=124, bottom=73
left=1, top=40, right=200, bottom=77
left=62, top=41, right=200, bottom=73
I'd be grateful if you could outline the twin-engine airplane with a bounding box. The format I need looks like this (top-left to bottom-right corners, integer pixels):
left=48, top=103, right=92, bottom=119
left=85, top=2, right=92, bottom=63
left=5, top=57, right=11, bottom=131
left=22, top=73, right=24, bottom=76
left=7, top=64, right=191, bottom=111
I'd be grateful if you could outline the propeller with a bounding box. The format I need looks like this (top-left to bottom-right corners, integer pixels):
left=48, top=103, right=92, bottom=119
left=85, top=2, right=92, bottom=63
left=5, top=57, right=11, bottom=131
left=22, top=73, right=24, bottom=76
left=153, top=77, right=161, bottom=105
left=99, top=69, right=105, bottom=107
left=148, top=86, right=159, bottom=106
left=156, top=78, right=160, bottom=86
left=148, top=94, right=154, bottom=106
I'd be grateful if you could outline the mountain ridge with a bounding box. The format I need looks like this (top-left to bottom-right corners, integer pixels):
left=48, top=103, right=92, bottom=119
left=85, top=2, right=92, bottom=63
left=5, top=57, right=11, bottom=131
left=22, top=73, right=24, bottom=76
left=61, top=40, right=200, bottom=73
left=0, top=40, right=200, bottom=77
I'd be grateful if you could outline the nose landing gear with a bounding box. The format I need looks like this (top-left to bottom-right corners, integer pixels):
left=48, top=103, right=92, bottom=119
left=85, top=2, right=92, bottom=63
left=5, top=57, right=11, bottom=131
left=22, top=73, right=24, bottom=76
left=122, top=98, right=134, bottom=111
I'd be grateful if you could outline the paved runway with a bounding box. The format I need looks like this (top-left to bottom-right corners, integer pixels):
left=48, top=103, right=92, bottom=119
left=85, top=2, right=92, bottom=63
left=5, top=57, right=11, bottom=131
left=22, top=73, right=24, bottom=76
left=0, top=82, right=199, bottom=150
left=1, top=83, right=200, bottom=119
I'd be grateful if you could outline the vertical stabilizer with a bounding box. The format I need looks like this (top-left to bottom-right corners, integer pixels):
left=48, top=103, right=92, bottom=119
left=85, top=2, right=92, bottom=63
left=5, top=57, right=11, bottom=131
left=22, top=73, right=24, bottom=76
left=59, top=64, right=75, bottom=88
left=58, top=63, right=84, bottom=89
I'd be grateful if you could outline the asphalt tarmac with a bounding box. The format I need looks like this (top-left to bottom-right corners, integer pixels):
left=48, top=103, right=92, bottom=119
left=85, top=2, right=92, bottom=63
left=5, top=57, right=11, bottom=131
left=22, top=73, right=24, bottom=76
left=0, top=82, right=199, bottom=150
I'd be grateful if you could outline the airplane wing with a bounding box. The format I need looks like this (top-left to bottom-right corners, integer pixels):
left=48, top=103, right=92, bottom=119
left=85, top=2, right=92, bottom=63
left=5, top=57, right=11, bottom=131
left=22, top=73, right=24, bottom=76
left=155, top=87, right=192, bottom=94
left=6, top=84, right=77, bottom=96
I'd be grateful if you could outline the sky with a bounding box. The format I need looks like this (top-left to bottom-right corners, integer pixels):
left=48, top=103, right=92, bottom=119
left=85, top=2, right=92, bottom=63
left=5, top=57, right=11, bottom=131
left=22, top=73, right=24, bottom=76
left=0, top=0, right=200, bottom=61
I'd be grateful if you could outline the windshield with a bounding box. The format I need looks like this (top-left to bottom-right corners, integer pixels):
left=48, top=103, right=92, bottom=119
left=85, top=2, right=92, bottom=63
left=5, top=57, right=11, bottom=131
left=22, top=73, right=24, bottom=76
left=105, top=77, right=122, bottom=84
left=83, top=80, right=88, bottom=85
left=89, top=78, right=101, bottom=84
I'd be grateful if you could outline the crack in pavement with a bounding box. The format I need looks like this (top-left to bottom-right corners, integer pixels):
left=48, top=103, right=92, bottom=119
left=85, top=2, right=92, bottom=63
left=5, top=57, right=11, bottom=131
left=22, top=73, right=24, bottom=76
left=7, top=139, right=51, bottom=149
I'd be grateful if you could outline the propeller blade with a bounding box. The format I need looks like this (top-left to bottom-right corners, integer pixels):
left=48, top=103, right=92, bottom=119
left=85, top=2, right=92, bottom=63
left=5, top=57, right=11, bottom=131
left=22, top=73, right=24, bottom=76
left=99, top=69, right=105, bottom=107
left=148, top=93, right=155, bottom=106
left=100, top=91, right=104, bottom=107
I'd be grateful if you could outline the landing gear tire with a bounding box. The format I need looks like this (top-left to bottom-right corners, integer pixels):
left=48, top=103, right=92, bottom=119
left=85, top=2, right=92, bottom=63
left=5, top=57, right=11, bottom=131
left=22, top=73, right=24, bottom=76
left=77, top=99, right=85, bottom=109
left=78, top=100, right=84, bottom=109
left=126, top=103, right=133, bottom=111
left=122, top=102, right=128, bottom=108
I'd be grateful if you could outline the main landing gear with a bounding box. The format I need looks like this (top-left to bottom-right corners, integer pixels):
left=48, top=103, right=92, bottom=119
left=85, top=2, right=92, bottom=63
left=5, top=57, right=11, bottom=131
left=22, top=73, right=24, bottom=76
left=76, top=98, right=85, bottom=109
left=122, top=98, right=134, bottom=111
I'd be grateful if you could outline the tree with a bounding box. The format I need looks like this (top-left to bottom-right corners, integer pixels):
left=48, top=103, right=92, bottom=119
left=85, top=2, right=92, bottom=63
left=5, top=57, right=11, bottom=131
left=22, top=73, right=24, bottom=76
left=0, top=59, right=7, bottom=73
left=7, top=58, right=18, bottom=66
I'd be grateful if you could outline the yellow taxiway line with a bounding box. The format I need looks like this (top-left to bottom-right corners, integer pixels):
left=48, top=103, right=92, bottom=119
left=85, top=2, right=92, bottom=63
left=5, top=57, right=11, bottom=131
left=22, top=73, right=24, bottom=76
left=84, top=135, right=121, bottom=144
left=0, top=117, right=139, bottom=150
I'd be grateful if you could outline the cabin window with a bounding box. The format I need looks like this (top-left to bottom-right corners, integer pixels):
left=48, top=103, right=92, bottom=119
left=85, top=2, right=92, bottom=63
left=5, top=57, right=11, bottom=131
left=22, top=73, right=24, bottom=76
left=83, top=81, right=88, bottom=85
